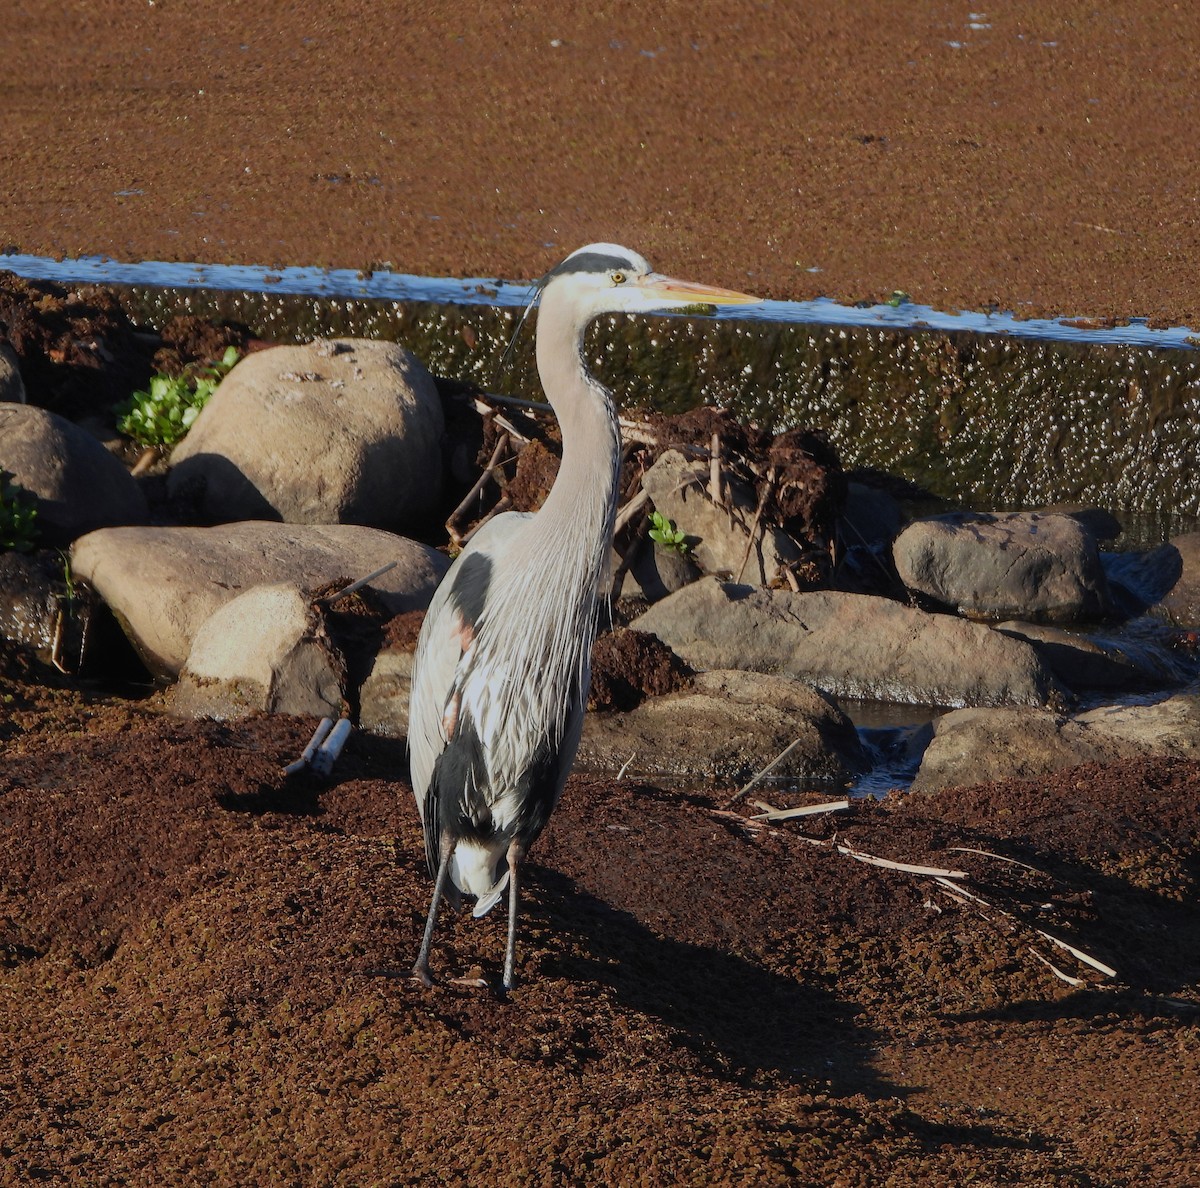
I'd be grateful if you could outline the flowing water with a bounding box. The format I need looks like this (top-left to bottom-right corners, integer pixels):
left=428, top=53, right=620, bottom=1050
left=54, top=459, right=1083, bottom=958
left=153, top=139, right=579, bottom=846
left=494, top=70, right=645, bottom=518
left=5, top=251, right=1200, bottom=528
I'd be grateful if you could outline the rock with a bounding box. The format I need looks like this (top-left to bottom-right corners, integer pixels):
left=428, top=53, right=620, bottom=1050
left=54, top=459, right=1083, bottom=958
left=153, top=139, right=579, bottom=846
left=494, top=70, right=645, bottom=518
left=911, top=693, right=1200, bottom=792
left=631, top=577, right=1062, bottom=708
left=910, top=706, right=1129, bottom=793
left=171, top=583, right=347, bottom=719
left=1155, top=533, right=1200, bottom=628
left=615, top=537, right=701, bottom=603
left=358, top=647, right=416, bottom=737
left=992, top=620, right=1167, bottom=692
left=0, top=342, right=25, bottom=404
left=576, top=668, right=867, bottom=783
left=167, top=338, right=444, bottom=530
left=1075, top=694, right=1200, bottom=758
left=0, top=404, right=148, bottom=545
left=70, top=521, right=449, bottom=678
left=1101, top=542, right=1184, bottom=617
left=893, top=510, right=1112, bottom=623
left=640, top=449, right=800, bottom=584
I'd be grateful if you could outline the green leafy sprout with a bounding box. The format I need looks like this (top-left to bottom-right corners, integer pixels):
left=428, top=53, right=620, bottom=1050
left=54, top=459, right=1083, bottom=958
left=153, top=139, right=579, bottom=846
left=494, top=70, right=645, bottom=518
left=648, top=510, right=690, bottom=555
left=0, top=470, right=39, bottom=554
left=115, top=344, right=240, bottom=447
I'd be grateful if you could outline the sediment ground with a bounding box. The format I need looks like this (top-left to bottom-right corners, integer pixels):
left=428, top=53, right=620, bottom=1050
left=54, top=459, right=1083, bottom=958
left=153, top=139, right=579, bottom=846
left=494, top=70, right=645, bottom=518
left=3, top=3, right=1200, bottom=1184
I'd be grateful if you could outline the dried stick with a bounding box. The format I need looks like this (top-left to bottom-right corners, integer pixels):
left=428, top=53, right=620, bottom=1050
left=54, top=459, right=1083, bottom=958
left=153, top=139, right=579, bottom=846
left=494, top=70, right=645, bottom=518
left=709, top=432, right=723, bottom=506
left=319, top=561, right=399, bottom=606
left=446, top=434, right=510, bottom=545
left=726, top=736, right=805, bottom=805
left=735, top=465, right=776, bottom=584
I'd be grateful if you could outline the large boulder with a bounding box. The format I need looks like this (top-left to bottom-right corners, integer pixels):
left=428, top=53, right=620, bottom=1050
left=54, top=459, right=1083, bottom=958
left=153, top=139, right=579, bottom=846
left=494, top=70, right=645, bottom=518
left=893, top=510, right=1112, bottom=623
left=70, top=521, right=449, bottom=678
left=167, top=338, right=444, bottom=530
left=0, top=342, right=25, bottom=404
left=576, top=668, right=867, bottom=784
left=1155, top=533, right=1200, bottom=628
left=171, top=583, right=347, bottom=720
left=640, top=449, right=800, bottom=585
left=911, top=694, right=1200, bottom=792
left=0, top=404, right=147, bottom=545
left=631, top=577, right=1062, bottom=708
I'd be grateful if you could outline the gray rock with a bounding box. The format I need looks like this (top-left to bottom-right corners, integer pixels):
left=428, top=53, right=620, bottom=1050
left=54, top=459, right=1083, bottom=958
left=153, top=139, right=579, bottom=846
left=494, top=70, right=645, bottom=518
left=911, top=692, right=1200, bottom=792
left=1155, top=533, right=1200, bottom=628
left=167, top=338, right=444, bottom=530
left=1075, top=694, right=1200, bottom=758
left=615, top=537, right=701, bottom=603
left=359, top=647, right=415, bottom=737
left=70, top=521, right=449, bottom=678
left=641, top=449, right=800, bottom=585
left=992, top=620, right=1165, bottom=691
left=0, top=404, right=147, bottom=545
left=171, top=583, right=346, bottom=719
left=631, top=577, right=1062, bottom=708
left=910, top=706, right=1129, bottom=793
left=576, top=668, right=867, bottom=784
left=1101, top=542, right=1184, bottom=617
left=893, top=510, right=1112, bottom=623
left=0, top=343, right=25, bottom=404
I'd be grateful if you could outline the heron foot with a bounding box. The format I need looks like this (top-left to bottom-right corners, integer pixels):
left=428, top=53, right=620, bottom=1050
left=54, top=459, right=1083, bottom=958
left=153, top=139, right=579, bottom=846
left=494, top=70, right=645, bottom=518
left=410, top=963, right=435, bottom=989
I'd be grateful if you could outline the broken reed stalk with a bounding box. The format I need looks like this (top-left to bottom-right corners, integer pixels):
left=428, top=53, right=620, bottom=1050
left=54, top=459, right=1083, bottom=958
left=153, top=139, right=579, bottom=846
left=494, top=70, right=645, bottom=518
left=446, top=434, right=510, bottom=546
left=709, top=432, right=723, bottom=506
left=727, top=736, right=805, bottom=805
left=470, top=399, right=530, bottom=445
left=749, top=799, right=851, bottom=822
left=284, top=716, right=335, bottom=775
left=320, top=560, right=399, bottom=606
left=735, top=464, right=776, bottom=584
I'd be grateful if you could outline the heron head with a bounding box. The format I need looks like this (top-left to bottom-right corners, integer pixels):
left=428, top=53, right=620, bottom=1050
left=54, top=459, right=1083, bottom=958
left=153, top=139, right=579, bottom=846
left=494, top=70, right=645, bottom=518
left=540, top=243, right=761, bottom=319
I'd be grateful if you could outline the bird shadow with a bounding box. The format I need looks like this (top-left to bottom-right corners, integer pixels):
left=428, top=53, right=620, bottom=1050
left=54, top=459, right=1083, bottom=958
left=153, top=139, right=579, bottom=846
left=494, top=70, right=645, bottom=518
left=524, top=865, right=888, bottom=1095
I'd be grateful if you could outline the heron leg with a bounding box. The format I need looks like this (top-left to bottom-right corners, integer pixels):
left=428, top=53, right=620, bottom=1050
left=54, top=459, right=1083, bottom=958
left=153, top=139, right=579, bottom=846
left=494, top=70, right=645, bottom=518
left=502, top=838, right=528, bottom=992
left=411, top=833, right=454, bottom=988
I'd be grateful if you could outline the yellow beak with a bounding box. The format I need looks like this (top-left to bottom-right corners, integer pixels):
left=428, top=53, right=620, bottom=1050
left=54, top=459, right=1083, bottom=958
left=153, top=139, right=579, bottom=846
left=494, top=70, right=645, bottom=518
left=639, top=274, right=761, bottom=306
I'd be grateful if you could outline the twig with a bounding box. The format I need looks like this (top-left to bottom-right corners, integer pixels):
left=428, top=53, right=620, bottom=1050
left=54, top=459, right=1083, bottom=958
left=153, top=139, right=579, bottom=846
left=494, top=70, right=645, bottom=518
left=750, top=799, right=851, bottom=822
left=613, top=489, right=650, bottom=535
left=319, top=561, right=398, bottom=606
left=709, top=432, right=723, bottom=507
left=735, top=464, right=776, bottom=584
left=446, top=433, right=510, bottom=545
left=727, top=736, right=805, bottom=805
left=461, top=495, right=512, bottom=545
left=838, top=845, right=967, bottom=879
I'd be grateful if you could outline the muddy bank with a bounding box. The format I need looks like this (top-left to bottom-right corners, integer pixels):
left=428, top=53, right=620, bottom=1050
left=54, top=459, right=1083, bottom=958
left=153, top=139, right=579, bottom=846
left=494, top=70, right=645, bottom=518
left=0, top=685, right=1198, bottom=1184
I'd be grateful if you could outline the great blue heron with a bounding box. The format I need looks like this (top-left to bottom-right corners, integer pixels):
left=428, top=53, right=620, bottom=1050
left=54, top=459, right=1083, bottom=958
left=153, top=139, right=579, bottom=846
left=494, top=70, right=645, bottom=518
left=407, top=243, right=759, bottom=990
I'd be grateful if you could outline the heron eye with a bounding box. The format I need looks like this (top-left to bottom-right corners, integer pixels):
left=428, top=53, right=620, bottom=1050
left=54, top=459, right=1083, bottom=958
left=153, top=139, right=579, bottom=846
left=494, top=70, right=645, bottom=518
left=610, top=271, right=627, bottom=285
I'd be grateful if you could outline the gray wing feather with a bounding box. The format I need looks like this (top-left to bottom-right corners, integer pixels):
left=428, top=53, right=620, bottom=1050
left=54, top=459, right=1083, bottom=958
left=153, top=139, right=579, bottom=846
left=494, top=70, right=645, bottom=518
left=407, top=511, right=533, bottom=818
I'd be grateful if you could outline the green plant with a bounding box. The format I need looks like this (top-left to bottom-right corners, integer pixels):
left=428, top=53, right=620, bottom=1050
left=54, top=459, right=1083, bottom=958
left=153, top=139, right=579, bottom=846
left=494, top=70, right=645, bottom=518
left=115, top=344, right=240, bottom=447
left=0, top=470, right=39, bottom=553
left=648, top=510, right=690, bottom=555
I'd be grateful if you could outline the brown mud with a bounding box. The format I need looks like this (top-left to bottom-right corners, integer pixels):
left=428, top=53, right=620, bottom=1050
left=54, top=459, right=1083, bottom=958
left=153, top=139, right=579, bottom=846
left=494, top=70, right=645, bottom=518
left=1, top=673, right=1198, bottom=1184
left=6, top=4, right=1200, bottom=327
